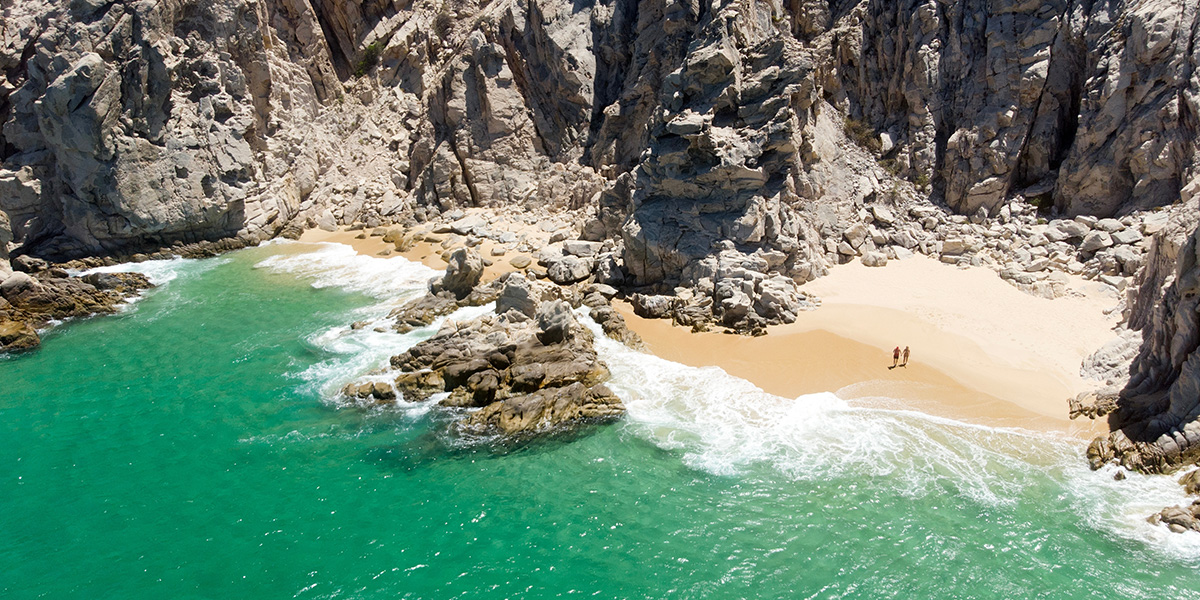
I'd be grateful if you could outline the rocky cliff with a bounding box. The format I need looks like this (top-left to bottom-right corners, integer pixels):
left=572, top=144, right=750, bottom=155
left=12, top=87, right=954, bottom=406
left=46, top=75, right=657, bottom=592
left=827, top=0, right=1199, bottom=218
left=1088, top=195, right=1200, bottom=472
left=3, top=0, right=1195, bottom=263
left=2, top=0, right=1199, bottom=429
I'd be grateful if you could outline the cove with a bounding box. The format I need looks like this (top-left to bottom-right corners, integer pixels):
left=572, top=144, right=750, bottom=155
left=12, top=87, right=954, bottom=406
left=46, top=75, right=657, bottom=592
left=2, top=242, right=1198, bottom=599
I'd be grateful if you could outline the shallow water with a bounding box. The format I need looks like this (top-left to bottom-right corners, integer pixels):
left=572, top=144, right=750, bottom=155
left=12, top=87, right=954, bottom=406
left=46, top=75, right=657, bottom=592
left=2, top=242, right=1198, bottom=599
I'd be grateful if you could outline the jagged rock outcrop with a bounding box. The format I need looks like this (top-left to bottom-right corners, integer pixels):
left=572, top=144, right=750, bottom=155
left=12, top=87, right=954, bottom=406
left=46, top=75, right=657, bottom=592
left=0, top=260, right=152, bottom=352
left=0, top=0, right=349, bottom=257
left=827, top=0, right=1200, bottom=218
left=366, top=275, right=627, bottom=439
left=1088, top=196, right=1200, bottom=472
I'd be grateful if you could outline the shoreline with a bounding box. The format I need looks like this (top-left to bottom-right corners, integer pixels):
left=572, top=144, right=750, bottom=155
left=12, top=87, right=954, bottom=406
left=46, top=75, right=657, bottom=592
left=298, top=226, right=1118, bottom=438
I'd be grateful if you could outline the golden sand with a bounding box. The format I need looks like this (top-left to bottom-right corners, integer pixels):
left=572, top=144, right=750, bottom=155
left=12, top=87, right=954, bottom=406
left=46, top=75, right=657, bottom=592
left=300, top=227, right=1118, bottom=437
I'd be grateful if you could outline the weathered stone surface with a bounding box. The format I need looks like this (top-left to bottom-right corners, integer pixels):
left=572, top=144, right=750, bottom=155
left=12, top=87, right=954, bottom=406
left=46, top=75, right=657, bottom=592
left=861, top=252, right=887, bottom=267
left=832, top=0, right=1199, bottom=218
left=1080, top=231, right=1114, bottom=253
left=535, top=300, right=575, bottom=345
left=0, top=319, right=39, bottom=352
left=1092, top=203, right=1200, bottom=472
left=440, top=248, right=484, bottom=300
left=389, top=291, right=460, bottom=333
left=385, top=285, right=624, bottom=440
left=546, top=256, right=594, bottom=285
left=630, top=294, right=674, bottom=320
left=496, top=274, right=539, bottom=318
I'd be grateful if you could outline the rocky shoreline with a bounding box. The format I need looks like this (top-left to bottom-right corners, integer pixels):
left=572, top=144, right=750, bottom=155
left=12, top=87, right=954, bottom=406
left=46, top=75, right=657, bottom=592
left=338, top=246, right=640, bottom=442
left=0, top=255, right=152, bottom=353
left=3, top=0, right=1199, bottom=538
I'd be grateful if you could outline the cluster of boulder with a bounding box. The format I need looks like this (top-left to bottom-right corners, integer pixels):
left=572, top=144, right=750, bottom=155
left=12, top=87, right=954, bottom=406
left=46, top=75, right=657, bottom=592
left=341, top=255, right=641, bottom=442
left=827, top=196, right=1161, bottom=299
left=1147, top=470, right=1200, bottom=534
left=628, top=242, right=819, bottom=334
left=0, top=255, right=151, bottom=352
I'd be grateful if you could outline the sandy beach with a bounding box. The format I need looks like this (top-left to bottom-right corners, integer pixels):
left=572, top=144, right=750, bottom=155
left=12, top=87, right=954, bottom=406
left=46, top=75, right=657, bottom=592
left=299, top=226, right=1120, bottom=436
left=616, top=256, right=1121, bottom=436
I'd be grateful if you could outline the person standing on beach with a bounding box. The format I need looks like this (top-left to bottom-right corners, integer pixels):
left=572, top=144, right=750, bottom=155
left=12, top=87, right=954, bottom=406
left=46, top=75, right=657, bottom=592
left=892, top=346, right=900, bottom=368
left=901, top=346, right=910, bottom=367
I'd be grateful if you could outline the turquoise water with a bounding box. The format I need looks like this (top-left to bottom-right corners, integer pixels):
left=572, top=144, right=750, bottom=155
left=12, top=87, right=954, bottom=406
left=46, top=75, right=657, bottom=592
left=2, top=241, right=1199, bottom=599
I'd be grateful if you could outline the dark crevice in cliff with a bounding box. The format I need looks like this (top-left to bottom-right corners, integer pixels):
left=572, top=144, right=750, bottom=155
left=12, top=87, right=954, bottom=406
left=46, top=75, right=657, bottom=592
left=1011, top=12, right=1084, bottom=195
left=310, top=1, right=351, bottom=80
left=583, top=0, right=638, bottom=166
left=928, top=0, right=956, bottom=201
left=500, top=0, right=593, bottom=161
left=449, top=139, right=480, bottom=207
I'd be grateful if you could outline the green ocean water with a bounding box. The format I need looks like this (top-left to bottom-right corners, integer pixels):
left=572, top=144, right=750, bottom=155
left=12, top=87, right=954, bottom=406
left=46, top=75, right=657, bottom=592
left=2, top=241, right=1199, bottom=599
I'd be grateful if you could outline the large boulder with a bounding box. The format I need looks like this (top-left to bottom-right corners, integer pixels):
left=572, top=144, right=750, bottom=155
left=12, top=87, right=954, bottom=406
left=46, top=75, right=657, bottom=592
left=384, top=303, right=624, bottom=441
left=0, top=319, right=39, bottom=352
left=862, top=252, right=888, bottom=267
left=496, top=274, right=539, bottom=318
left=441, top=248, right=484, bottom=299
left=546, top=256, right=594, bottom=285
left=630, top=294, right=674, bottom=319
left=535, top=300, right=575, bottom=345
left=460, top=382, right=624, bottom=437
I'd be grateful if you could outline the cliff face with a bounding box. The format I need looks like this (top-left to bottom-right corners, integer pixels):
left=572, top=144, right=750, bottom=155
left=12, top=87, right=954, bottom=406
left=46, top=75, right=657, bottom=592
left=4, top=0, right=1196, bottom=259
left=1098, top=194, right=1200, bottom=469
left=828, top=0, right=1199, bottom=218
left=0, top=0, right=347, bottom=257
left=1, top=1, right=1198, bottom=393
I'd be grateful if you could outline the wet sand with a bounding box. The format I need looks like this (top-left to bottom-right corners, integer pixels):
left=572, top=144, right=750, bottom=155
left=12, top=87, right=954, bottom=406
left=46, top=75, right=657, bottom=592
left=299, top=227, right=1118, bottom=437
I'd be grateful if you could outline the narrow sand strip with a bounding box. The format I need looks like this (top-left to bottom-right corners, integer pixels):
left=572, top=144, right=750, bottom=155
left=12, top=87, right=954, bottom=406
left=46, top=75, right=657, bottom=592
left=298, top=227, right=1119, bottom=436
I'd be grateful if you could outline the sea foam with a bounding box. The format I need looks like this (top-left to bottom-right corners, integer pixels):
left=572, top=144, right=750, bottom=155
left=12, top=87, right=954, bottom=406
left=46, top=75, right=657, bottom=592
left=582, top=311, right=1200, bottom=559
left=254, top=242, right=1200, bottom=558
left=74, top=255, right=226, bottom=286
left=255, top=240, right=438, bottom=301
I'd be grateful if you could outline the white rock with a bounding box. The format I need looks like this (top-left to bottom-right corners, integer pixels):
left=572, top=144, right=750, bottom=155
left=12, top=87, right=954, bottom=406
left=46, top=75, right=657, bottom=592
left=1080, top=231, right=1114, bottom=252
left=942, top=238, right=969, bottom=255
left=1111, top=228, right=1144, bottom=245
left=862, top=252, right=888, bottom=267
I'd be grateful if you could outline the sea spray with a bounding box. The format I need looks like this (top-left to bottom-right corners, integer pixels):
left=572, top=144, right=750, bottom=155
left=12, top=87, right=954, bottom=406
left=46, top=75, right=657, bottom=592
left=254, top=240, right=438, bottom=301
left=581, top=310, right=1200, bottom=559
left=6, top=240, right=1200, bottom=599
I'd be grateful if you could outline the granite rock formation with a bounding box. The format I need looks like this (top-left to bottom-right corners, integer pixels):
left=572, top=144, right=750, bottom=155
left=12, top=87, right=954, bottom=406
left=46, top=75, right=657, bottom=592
left=0, top=260, right=152, bottom=352
left=827, top=0, right=1199, bottom=218
left=344, top=271, right=631, bottom=440
left=5, top=0, right=1196, bottom=288
left=1087, top=197, right=1200, bottom=474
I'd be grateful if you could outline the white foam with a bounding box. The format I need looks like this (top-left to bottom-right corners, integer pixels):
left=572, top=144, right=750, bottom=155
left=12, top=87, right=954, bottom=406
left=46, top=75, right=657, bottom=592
left=254, top=240, right=438, bottom=302
left=581, top=311, right=1200, bottom=560
left=291, top=299, right=498, bottom=405
left=73, top=254, right=225, bottom=287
